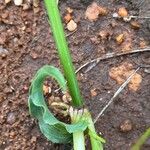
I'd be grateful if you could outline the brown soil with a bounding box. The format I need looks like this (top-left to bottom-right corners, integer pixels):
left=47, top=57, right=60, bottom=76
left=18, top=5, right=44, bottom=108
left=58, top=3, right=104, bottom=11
left=0, top=0, right=150, bottom=150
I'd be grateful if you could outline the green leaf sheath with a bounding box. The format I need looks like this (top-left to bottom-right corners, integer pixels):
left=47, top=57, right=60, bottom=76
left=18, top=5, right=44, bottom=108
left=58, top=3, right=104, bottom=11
left=87, top=112, right=105, bottom=150
left=28, top=65, right=88, bottom=143
left=44, top=0, right=83, bottom=107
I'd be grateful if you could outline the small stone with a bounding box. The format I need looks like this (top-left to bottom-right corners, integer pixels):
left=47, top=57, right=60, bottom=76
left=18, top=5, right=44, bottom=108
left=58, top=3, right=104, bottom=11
left=130, top=21, right=140, bottom=29
left=7, top=112, right=16, bottom=125
left=99, top=30, right=110, bottom=40
left=23, top=85, right=28, bottom=92
left=120, top=119, right=133, bottom=132
left=85, top=2, right=107, bottom=21
left=112, top=13, right=119, bottom=18
left=21, top=26, right=26, bottom=31
left=1, top=53, right=7, bottom=58
left=66, top=7, right=73, bottom=14
left=64, top=13, right=72, bottom=23
left=9, top=131, right=16, bottom=138
left=116, top=34, right=124, bottom=44
left=31, top=136, right=37, bottom=143
left=118, top=7, right=128, bottom=17
left=14, top=0, right=23, bottom=6
left=2, top=12, right=9, bottom=19
left=5, top=0, right=11, bottom=4
left=30, top=52, right=38, bottom=59
left=67, top=20, right=77, bottom=31
left=90, top=89, right=97, bottom=97
left=22, top=4, right=30, bottom=10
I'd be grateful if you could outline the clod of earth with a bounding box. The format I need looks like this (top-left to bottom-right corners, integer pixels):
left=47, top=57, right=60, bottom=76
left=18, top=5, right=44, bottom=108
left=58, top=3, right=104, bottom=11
left=109, top=62, right=142, bottom=91
left=67, top=20, right=77, bottom=31
left=120, top=31, right=132, bottom=51
left=85, top=2, right=107, bottom=21
left=139, top=40, right=148, bottom=48
left=7, top=112, right=16, bottom=125
left=120, top=119, right=133, bottom=132
left=130, top=21, right=140, bottom=30
left=118, top=7, right=128, bottom=17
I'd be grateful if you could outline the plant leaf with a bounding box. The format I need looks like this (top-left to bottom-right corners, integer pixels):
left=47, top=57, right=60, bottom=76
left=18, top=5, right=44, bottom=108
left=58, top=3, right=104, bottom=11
left=28, top=65, right=88, bottom=143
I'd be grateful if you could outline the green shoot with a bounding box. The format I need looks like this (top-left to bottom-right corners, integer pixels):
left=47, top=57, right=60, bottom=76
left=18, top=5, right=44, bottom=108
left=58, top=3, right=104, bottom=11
left=44, top=0, right=83, bottom=107
left=131, top=128, right=150, bottom=150
left=28, top=65, right=88, bottom=143
left=28, top=0, right=105, bottom=150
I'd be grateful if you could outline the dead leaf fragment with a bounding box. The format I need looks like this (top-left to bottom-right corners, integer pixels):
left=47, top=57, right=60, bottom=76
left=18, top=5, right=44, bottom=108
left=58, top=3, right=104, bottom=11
left=130, top=21, right=140, bottom=29
left=67, top=20, right=77, bottom=31
left=118, top=7, right=128, bottom=17
left=116, top=34, right=124, bottom=44
left=109, top=62, right=142, bottom=91
left=85, top=2, right=107, bottom=21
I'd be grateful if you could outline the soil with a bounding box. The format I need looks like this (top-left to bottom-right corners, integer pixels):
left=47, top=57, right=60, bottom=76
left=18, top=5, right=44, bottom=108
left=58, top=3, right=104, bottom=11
left=0, top=0, right=150, bottom=150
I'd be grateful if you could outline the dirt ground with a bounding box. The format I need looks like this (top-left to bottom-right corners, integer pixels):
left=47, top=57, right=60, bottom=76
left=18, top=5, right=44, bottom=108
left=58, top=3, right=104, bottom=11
left=0, top=0, right=150, bottom=150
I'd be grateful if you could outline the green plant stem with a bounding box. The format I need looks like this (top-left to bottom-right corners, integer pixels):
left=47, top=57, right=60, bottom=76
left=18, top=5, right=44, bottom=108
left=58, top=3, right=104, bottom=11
left=73, top=131, right=85, bottom=150
left=87, top=113, right=104, bottom=150
left=131, top=128, right=150, bottom=150
left=44, top=0, right=83, bottom=107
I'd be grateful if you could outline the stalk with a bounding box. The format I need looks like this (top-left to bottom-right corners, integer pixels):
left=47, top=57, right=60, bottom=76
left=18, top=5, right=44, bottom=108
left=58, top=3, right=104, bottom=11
left=73, top=132, right=85, bottom=150
left=70, top=107, right=86, bottom=150
left=87, top=112, right=104, bottom=150
left=44, top=0, right=83, bottom=107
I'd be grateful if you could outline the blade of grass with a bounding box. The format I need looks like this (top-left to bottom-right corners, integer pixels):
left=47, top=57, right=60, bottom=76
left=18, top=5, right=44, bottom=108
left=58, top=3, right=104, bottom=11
left=131, top=128, right=150, bottom=150
left=44, top=0, right=83, bottom=107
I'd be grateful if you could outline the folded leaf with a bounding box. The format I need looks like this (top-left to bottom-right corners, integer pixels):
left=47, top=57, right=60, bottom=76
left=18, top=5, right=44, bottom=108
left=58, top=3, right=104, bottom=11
left=28, top=65, right=88, bottom=143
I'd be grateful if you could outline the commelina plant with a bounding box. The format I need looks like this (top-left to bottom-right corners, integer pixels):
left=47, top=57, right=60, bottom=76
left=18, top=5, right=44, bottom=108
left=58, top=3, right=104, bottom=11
left=28, top=0, right=105, bottom=150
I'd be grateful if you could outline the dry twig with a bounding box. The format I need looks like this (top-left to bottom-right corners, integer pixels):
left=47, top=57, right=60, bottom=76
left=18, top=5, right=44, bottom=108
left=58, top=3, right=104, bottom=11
left=94, top=67, right=140, bottom=124
left=76, top=48, right=150, bottom=73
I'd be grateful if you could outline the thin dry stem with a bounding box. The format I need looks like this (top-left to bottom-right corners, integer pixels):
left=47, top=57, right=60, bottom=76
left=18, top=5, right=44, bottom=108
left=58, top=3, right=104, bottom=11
left=94, top=67, right=140, bottom=124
